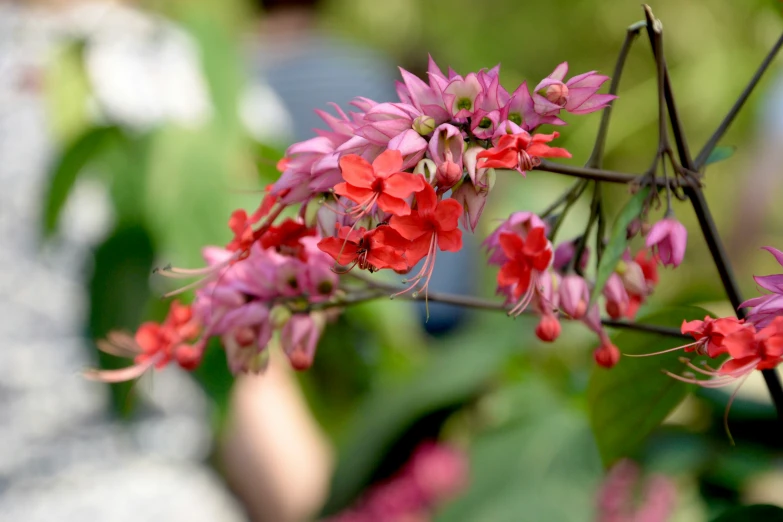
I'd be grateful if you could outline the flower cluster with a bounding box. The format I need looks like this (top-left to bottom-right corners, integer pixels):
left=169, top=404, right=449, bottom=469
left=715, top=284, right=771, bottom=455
left=596, top=459, right=676, bottom=522
left=90, top=56, right=642, bottom=381
left=324, top=442, right=467, bottom=522
left=483, top=211, right=668, bottom=367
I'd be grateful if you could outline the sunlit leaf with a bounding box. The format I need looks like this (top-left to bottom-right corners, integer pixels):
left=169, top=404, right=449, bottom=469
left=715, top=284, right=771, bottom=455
left=590, top=186, right=650, bottom=306
left=587, top=306, right=713, bottom=467
left=42, top=126, right=123, bottom=236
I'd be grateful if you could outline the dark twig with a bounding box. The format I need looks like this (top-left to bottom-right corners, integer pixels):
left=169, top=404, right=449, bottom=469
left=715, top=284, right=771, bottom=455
left=643, top=4, right=783, bottom=419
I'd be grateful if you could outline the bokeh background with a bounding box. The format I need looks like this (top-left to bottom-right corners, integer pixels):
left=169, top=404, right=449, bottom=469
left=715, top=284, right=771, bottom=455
left=3, top=0, right=783, bottom=520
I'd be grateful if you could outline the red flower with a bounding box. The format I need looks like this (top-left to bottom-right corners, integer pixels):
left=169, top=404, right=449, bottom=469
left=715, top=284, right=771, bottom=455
left=496, top=228, right=552, bottom=301
left=680, top=316, right=749, bottom=358
left=390, top=182, right=463, bottom=266
left=226, top=184, right=280, bottom=253
left=260, top=218, right=315, bottom=260
left=389, top=183, right=463, bottom=299
left=318, top=225, right=409, bottom=272
left=477, top=131, right=571, bottom=176
left=334, top=149, right=425, bottom=217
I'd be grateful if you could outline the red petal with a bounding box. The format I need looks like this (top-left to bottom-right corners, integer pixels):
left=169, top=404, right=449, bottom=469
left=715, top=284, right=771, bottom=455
left=478, top=148, right=518, bottom=170
left=390, top=213, right=427, bottom=241
left=384, top=172, right=425, bottom=199
left=413, top=182, right=438, bottom=214
left=523, top=227, right=548, bottom=255
left=498, top=260, right=530, bottom=290
left=377, top=193, right=412, bottom=216
left=499, top=233, right=524, bottom=260
left=527, top=143, right=572, bottom=159
left=437, top=228, right=463, bottom=252
left=367, top=246, right=408, bottom=271
left=317, top=237, right=358, bottom=265
left=334, top=183, right=375, bottom=204
left=339, top=154, right=376, bottom=188
left=369, top=226, right=410, bottom=251
left=405, top=234, right=433, bottom=265
left=434, top=198, right=463, bottom=231
left=371, top=149, right=404, bottom=178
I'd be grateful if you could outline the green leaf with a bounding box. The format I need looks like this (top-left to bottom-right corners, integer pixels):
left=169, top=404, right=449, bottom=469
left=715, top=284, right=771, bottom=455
left=587, top=306, right=713, bottom=467
left=321, top=322, right=519, bottom=515
left=436, top=378, right=603, bottom=522
left=710, top=504, right=783, bottom=522
left=590, top=186, right=650, bottom=306
left=42, top=126, right=122, bottom=236
left=704, top=146, right=736, bottom=166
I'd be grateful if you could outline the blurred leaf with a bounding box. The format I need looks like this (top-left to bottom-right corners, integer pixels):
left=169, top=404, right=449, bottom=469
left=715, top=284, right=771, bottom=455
left=87, top=225, right=155, bottom=417
left=704, top=146, right=736, bottom=166
left=43, top=39, right=92, bottom=142
left=437, top=378, right=602, bottom=522
left=42, top=126, right=122, bottom=236
left=711, top=504, right=783, bottom=522
left=322, top=325, right=518, bottom=515
left=590, top=187, right=650, bottom=305
left=587, top=306, right=712, bottom=467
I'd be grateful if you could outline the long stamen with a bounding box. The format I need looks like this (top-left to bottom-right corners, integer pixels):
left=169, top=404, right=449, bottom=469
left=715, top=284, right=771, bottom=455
left=724, top=372, right=752, bottom=446
left=624, top=340, right=702, bottom=357
left=392, top=235, right=437, bottom=300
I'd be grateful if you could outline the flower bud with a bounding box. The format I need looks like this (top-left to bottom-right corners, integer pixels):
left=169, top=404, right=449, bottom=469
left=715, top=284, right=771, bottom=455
left=269, top=304, right=292, bottom=329
left=545, top=83, right=569, bottom=106
left=413, top=114, right=436, bottom=135
left=535, top=315, right=561, bottom=342
left=645, top=217, right=687, bottom=267
left=436, top=160, right=462, bottom=193
left=559, top=275, right=589, bottom=319
left=414, top=158, right=438, bottom=185
left=594, top=337, right=621, bottom=368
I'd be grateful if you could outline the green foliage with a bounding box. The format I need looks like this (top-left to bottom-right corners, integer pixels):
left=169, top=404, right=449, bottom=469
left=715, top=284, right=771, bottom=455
left=436, top=377, right=602, bottom=522
left=590, top=186, right=650, bottom=305
left=704, top=146, right=736, bottom=166
left=587, top=306, right=713, bottom=467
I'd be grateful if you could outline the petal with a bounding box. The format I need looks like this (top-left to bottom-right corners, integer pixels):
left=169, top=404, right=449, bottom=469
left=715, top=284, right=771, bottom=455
left=372, top=148, right=404, bottom=177
left=413, top=182, right=438, bottom=213
left=763, top=246, right=783, bottom=268
left=390, top=213, right=427, bottom=241
left=755, top=274, right=783, bottom=293
left=367, top=245, right=408, bottom=271
left=317, top=237, right=358, bottom=265
left=339, top=154, right=376, bottom=188
left=384, top=172, right=426, bottom=199
left=333, top=183, right=375, bottom=204
left=377, top=193, right=412, bottom=216
left=434, top=198, right=464, bottom=231
left=437, top=228, right=463, bottom=252
left=405, top=234, right=433, bottom=265
left=499, top=232, right=524, bottom=260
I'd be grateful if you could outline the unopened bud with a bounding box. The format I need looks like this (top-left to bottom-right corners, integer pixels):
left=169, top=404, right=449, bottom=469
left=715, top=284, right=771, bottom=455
left=594, top=341, right=621, bottom=368
left=545, top=83, right=569, bottom=106
left=535, top=315, right=561, bottom=342
left=415, top=158, right=438, bottom=185
left=436, top=160, right=462, bottom=193
left=270, top=305, right=292, bottom=329
left=413, top=115, right=436, bottom=135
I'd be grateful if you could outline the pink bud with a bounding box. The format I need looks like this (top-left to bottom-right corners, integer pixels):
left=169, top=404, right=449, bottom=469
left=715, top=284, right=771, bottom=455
left=553, top=240, right=589, bottom=273
left=545, top=83, right=569, bottom=106
left=559, top=275, right=589, bottom=319
left=536, top=314, right=561, bottom=342
left=451, top=181, right=487, bottom=232
left=594, top=336, right=621, bottom=368
left=281, top=313, right=325, bottom=371
left=436, top=160, right=462, bottom=193
left=603, top=273, right=630, bottom=320
left=645, top=217, right=687, bottom=268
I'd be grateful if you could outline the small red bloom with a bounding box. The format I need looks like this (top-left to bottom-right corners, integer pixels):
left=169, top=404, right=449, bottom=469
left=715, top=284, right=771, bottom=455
left=389, top=183, right=463, bottom=300
left=260, top=218, right=315, bottom=259
left=496, top=228, right=552, bottom=301
left=318, top=225, right=409, bottom=272
left=334, top=149, right=425, bottom=217
left=226, top=184, right=280, bottom=253
left=681, top=316, right=750, bottom=358
left=476, top=131, right=571, bottom=176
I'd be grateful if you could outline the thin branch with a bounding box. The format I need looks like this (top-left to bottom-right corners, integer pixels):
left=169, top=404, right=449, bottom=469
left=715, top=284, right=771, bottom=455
left=695, top=30, right=783, bottom=169
left=587, top=20, right=645, bottom=169
left=535, top=160, right=691, bottom=185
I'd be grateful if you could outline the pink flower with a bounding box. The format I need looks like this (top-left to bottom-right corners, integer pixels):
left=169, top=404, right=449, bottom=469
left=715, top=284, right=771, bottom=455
left=281, top=313, right=326, bottom=371
left=443, top=72, right=483, bottom=118
left=645, top=218, right=687, bottom=267
left=535, top=62, right=616, bottom=115
left=559, top=274, right=590, bottom=319
left=428, top=123, right=464, bottom=177
left=741, top=246, right=783, bottom=328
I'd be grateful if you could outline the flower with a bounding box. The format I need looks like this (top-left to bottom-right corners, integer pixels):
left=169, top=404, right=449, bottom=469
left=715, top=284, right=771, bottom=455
left=477, top=131, right=571, bottom=176
left=281, top=313, right=327, bottom=371
left=494, top=226, right=553, bottom=315
left=559, top=274, right=590, bottom=319
left=389, top=182, right=463, bottom=298
left=645, top=217, right=687, bottom=267
left=741, top=246, right=783, bottom=328
left=534, top=62, right=616, bottom=114
left=334, top=149, right=425, bottom=218
left=318, top=225, right=409, bottom=272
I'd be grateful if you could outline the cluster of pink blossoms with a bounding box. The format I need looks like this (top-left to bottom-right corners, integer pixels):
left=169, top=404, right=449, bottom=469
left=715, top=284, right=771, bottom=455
left=324, top=442, right=467, bottom=522
left=92, top=56, right=634, bottom=379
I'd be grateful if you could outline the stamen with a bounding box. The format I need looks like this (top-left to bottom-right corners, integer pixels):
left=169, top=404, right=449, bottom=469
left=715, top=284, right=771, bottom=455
left=624, top=340, right=702, bottom=357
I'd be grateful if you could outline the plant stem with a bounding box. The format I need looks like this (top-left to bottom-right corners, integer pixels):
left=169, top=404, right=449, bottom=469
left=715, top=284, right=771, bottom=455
left=643, top=4, right=783, bottom=419
left=536, top=161, right=689, bottom=185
